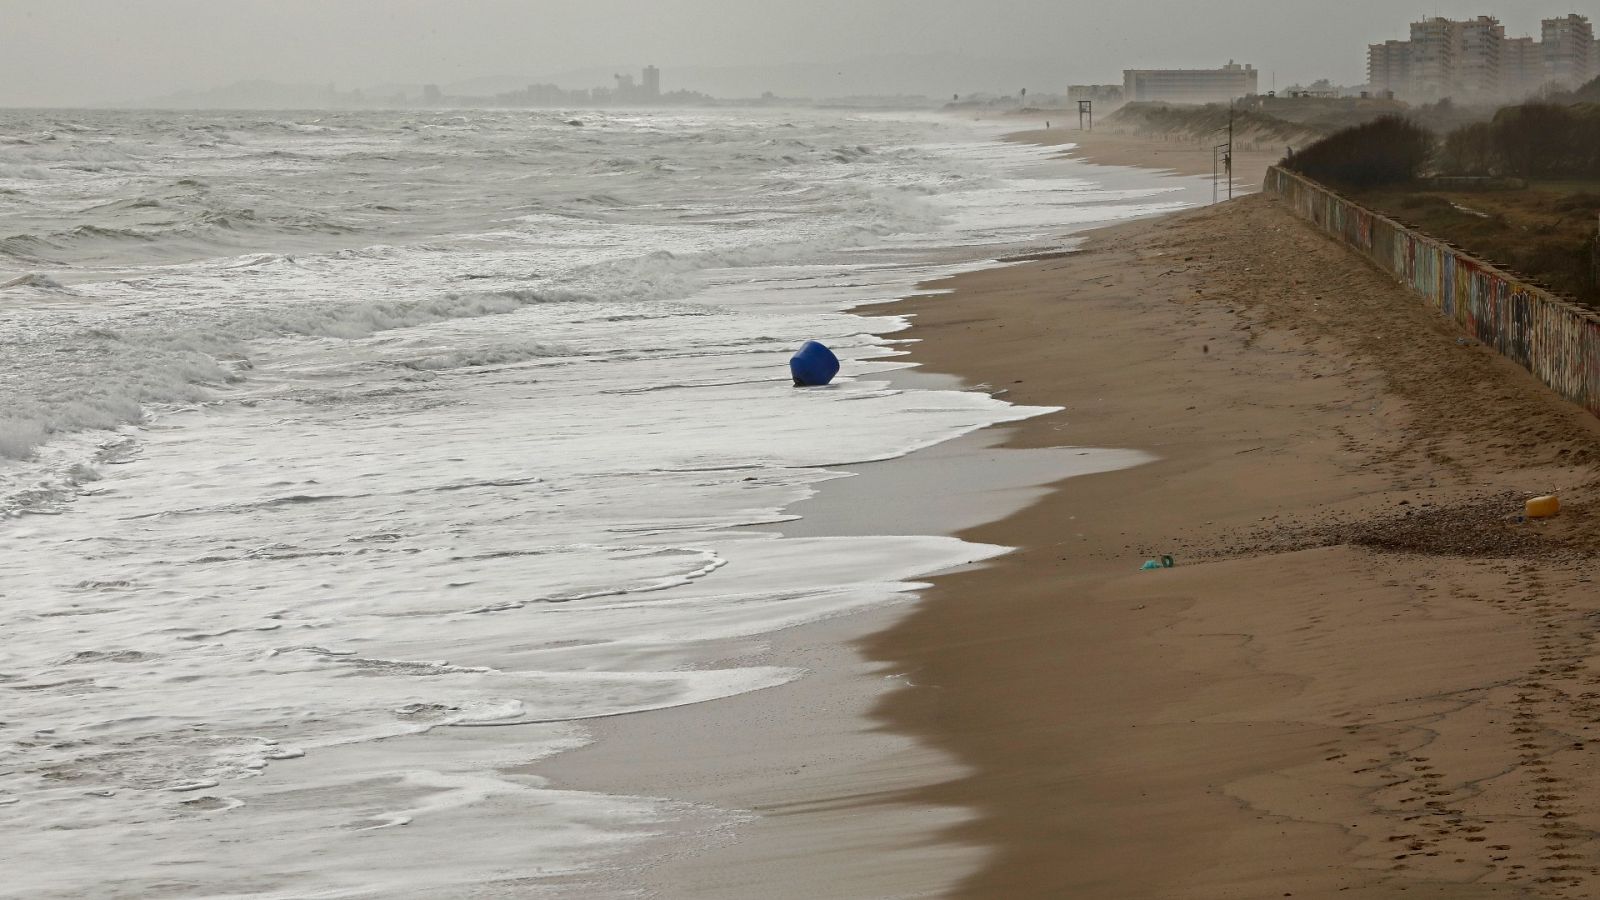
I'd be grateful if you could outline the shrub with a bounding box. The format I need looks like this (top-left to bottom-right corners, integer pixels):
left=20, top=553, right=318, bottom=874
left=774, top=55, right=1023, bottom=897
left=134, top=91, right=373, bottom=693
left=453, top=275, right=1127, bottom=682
left=1491, top=104, right=1582, bottom=176
left=1438, top=122, right=1499, bottom=176
left=1444, top=104, right=1600, bottom=178
left=1284, top=116, right=1435, bottom=187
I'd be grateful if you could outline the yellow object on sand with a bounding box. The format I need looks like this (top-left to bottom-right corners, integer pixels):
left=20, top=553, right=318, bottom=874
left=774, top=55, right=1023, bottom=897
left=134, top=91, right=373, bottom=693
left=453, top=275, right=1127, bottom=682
left=1525, top=495, right=1560, bottom=519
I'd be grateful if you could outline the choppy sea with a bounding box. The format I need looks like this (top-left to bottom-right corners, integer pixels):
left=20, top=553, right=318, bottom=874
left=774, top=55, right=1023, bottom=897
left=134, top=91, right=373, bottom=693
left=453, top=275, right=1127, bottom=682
left=0, top=108, right=1197, bottom=897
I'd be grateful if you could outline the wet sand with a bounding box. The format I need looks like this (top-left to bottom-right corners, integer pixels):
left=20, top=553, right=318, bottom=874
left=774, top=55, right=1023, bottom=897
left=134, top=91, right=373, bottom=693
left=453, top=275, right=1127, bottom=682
left=543, top=135, right=1600, bottom=898
left=536, top=424, right=1141, bottom=899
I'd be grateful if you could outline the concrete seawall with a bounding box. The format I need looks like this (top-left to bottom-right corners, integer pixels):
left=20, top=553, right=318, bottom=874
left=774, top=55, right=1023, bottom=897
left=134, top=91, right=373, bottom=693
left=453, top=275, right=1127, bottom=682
left=1264, top=166, right=1600, bottom=418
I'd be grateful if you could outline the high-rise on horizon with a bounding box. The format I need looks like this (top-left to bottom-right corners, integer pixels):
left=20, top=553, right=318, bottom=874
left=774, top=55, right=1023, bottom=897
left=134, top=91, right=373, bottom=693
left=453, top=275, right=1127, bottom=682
left=9, top=0, right=1599, bottom=109
left=1368, top=13, right=1597, bottom=103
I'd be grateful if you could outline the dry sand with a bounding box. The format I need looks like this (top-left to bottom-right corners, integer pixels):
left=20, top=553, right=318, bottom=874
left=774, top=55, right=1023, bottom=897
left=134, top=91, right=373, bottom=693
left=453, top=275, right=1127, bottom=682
left=1008, top=126, right=1284, bottom=191
left=866, top=189, right=1600, bottom=897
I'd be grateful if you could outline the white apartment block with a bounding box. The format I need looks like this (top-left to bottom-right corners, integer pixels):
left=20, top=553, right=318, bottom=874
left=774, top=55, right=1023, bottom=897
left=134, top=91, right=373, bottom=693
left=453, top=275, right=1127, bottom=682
left=1122, top=61, right=1259, bottom=104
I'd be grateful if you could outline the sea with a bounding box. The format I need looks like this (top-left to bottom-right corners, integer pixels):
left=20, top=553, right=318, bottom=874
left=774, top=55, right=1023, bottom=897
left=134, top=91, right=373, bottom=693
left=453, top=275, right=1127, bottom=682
left=0, top=108, right=1199, bottom=897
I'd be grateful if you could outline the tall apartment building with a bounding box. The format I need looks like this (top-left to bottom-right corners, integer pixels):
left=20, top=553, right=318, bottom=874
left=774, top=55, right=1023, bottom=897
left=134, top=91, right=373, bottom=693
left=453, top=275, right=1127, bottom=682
left=1366, top=40, right=1411, bottom=97
left=1405, top=17, right=1460, bottom=102
left=1122, top=61, right=1258, bottom=104
left=1455, top=16, right=1506, bottom=97
left=1542, top=14, right=1597, bottom=87
left=1503, top=37, right=1543, bottom=97
left=1369, top=14, right=1599, bottom=102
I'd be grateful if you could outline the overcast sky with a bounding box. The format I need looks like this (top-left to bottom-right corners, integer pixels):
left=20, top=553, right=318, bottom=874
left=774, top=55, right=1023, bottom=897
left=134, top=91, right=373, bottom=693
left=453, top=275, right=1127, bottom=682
left=1, top=0, right=1593, bottom=106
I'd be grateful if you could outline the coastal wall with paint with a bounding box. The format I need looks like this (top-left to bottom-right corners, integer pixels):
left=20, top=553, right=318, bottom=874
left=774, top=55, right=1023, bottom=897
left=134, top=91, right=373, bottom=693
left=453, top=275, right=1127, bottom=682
left=1264, top=166, right=1600, bottom=418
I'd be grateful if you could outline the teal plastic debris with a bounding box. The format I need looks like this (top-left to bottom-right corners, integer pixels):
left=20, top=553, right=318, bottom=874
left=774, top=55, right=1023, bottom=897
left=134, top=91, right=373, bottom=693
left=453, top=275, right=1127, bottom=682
left=1140, top=555, right=1176, bottom=571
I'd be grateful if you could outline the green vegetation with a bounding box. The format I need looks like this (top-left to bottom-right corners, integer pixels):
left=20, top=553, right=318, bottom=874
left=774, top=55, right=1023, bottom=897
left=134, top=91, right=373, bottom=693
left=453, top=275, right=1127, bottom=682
left=1278, top=86, right=1600, bottom=307
left=1104, top=98, right=1494, bottom=154
left=1110, top=81, right=1600, bottom=305
left=1437, top=103, right=1600, bottom=178
left=1352, top=184, right=1600, bottom=305
left=1283, top=116, right=1435, bottom=188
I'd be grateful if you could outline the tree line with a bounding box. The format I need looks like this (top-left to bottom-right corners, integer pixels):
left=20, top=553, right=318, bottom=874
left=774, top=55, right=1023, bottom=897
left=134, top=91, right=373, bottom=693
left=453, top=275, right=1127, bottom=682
left=1439, top=104, right=1600, bottom=178
left=1283, top=91, right=1600, bottom=187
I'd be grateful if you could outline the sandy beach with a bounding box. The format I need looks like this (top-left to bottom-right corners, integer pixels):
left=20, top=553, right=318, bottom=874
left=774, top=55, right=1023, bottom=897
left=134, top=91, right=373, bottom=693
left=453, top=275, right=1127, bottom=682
left=1008, top=125, right=1285, bottom=188
left=862, top=160, right=1600, bottom=895
left=545, top=135, right=1600, bottom=898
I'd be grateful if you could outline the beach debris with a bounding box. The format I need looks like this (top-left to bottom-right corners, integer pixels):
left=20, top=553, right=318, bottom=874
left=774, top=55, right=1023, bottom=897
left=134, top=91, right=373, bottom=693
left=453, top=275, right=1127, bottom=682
left=790, top=340, right=841, bottom=387
left=1217, top=491, right=1576, bottom=560
left=1526, top=495, right=1561, bottom=519
left=1140, top=555, right=1176, bottom=571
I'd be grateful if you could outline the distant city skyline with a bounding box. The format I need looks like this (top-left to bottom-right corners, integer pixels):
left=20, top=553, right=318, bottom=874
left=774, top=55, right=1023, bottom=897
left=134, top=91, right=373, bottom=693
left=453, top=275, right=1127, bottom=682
left=3, top=0, right=1598, bottom=108
left=1369, top=13, right=1598, bottom=103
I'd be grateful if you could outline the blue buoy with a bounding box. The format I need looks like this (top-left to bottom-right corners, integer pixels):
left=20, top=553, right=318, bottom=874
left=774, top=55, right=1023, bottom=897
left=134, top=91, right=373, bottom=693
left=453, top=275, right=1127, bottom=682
left=789, top=340, right=840, bottom=387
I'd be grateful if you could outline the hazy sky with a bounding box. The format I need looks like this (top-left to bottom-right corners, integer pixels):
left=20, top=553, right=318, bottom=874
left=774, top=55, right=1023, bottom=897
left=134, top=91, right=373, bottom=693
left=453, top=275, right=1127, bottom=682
left=1, top=0, right=1594, bottom=106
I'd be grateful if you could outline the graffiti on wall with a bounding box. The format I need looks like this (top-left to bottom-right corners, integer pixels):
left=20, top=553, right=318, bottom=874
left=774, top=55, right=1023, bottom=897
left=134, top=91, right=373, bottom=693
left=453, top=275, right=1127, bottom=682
left=1264, top=167, right=1600, bottom=418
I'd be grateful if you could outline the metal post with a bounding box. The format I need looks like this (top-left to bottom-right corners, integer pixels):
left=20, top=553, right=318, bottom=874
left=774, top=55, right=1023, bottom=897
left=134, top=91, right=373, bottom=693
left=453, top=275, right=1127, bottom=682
left=1213, top=143, right=1230, bottom=204
left=1229, top=102, right=1236, bottom=200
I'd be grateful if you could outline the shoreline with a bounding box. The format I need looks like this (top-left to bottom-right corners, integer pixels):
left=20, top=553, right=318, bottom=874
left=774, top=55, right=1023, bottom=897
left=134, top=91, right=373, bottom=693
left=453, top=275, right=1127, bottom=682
left=532, top=143, right=1212, bottom=897
left=540, top=130, right=1600, bottom=898
left=861, top=185, right=1600, bottom=895
left=1007, top=125, right=1283, bottom=191
left=533, top=414, right=1150, bottom=898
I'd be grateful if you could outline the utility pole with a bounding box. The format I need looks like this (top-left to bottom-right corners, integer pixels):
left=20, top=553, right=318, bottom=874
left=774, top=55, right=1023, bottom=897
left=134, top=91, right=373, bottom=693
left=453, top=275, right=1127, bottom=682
left=1226, top=100, right=1236, bottom=201
left=1213, top=143, right=1229, bottom=204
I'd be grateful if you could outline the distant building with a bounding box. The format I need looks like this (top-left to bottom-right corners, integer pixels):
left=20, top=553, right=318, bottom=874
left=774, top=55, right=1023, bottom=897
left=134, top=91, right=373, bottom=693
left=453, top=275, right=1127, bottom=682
left=1368, top=14, right=1599, bottom=103
left=1454, top=16, right=1506, bottom=98
left=1068, top=84, right=1124, bottom=105
left=1503, top=36, right=1543, bottom=97
left=1366, top=40, right=1412, bottom=99
left=422, top=84, right=442, bottom=105
left=1543, top=14, right=1597, bottom=87
left=612, top=68, right=667, bottom=104
left=1122, top=62, right=1258, bottom=104
left=1404, top=18, right=1460, bottom=102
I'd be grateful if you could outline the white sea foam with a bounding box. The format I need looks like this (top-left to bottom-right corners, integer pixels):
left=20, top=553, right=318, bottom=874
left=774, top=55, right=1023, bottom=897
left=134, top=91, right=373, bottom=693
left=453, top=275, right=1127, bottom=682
left=0, top=108, right=1206, bottom=897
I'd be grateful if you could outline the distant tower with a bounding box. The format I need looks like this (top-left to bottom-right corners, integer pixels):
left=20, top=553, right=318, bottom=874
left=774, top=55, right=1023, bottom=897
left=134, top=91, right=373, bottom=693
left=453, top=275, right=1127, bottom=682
left=615, top=72, right=637, bottom=102
left=1543, top=14, right=1597, bottom=88
left=643, top=65, right=661, bottom=100
left=422, top=84, right=442, bottom=105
